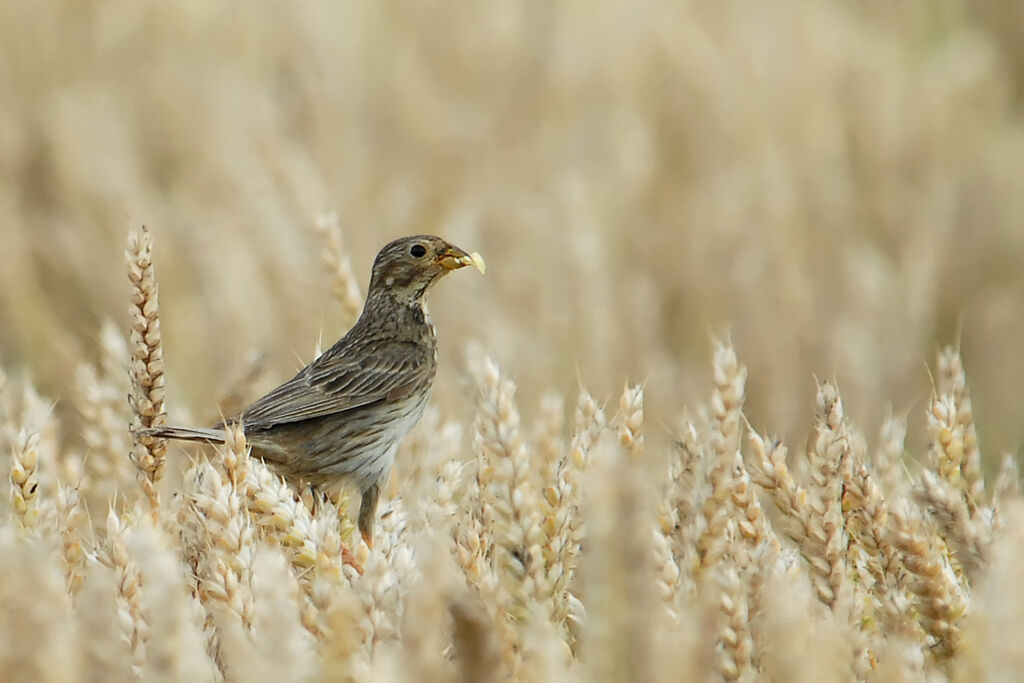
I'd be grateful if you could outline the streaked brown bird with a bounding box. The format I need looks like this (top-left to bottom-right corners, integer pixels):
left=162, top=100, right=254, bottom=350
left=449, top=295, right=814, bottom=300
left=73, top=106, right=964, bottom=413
left=144, top=235, right=484, bottom=547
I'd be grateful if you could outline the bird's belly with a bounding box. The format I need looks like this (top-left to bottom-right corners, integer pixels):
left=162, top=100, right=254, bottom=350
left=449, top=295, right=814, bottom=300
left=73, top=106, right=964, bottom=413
left=266, top=391, right=431, bottom=490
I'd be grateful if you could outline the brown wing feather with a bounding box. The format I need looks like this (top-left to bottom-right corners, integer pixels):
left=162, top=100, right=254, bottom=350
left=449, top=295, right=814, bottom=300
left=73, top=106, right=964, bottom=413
left=224, top=341, right=429, bottom=429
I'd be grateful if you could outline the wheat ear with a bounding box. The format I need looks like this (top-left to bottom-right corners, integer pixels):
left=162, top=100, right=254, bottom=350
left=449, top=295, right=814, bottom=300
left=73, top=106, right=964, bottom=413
left=126, top=225, right=167, bottom=514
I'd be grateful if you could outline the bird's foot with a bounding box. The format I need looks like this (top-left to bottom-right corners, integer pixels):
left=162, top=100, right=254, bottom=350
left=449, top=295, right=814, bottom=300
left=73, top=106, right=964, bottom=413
left=342, top=545, right=364, bottom=576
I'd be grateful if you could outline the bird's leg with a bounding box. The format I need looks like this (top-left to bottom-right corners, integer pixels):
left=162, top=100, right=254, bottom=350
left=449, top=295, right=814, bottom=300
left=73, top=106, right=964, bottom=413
left=307, top=483, right=325, bottom=516
left=358, top=480, right=382, bottom=550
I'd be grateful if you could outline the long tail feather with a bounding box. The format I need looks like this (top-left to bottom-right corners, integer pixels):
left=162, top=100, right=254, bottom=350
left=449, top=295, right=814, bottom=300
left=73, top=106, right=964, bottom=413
left=139, top=425, right=228, bottom=444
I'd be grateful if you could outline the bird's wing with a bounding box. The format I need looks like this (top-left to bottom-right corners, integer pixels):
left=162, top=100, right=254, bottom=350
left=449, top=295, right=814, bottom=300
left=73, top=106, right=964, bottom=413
left=228, top=343, right=428, bottom=428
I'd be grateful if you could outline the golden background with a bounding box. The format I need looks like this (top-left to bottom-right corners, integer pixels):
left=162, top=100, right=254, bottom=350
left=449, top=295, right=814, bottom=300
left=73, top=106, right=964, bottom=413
left=3, top=0, right=1024, bottom=463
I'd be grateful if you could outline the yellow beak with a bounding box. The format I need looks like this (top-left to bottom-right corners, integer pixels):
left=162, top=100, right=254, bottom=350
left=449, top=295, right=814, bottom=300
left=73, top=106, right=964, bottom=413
left=438, top=245, right=486, bottom=274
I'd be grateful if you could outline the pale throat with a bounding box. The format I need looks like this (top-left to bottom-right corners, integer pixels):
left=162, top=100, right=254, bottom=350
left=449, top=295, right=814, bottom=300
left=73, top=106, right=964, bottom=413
left=421, top=301, right=435, bottom=337
left=422, top=300, right=437, bottom=364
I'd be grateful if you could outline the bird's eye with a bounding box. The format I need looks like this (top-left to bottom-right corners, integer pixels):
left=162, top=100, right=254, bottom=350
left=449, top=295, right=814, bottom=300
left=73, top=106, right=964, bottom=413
left=409, top=244, right=427, bottom=258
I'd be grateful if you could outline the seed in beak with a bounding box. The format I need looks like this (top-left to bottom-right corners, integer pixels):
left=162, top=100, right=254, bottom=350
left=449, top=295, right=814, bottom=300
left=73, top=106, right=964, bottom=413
left=468, top=251, right=486, bottom=274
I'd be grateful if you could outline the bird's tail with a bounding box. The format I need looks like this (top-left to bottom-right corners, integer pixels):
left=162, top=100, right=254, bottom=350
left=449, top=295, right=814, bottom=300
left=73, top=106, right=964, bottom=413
left=138, top=425, right=228, bottom=444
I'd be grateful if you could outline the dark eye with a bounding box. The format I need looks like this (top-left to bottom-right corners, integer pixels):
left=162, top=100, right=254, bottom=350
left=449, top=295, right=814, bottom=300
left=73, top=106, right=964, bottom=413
left=409, top=244, right=427, bottom=258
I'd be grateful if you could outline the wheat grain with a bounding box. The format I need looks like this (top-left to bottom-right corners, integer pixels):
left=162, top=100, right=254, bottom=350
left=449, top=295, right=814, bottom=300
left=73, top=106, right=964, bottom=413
left=651, top=525, right=681, bottom=624
left=955, top=501, right=1024, bottom=681
left=917, top=469, right=991, bottom=579
left=0, top=531, right=78, bottom=683
left=713, top=564, right=756, bottom=682
left=470, top=353, right=545, bottom=627
left=617, top=383, right=644, bottom=459
left=7, top=2, right=1024, bottom=680
left=55, top=484, right=85, bottom=596
left=10, top=428, right=41, bottom=533
left=179, top=453, right=256, bottom=670
left=76, top=560, right=137, bottom=683
left=663, top=421, right=704, bottom=590
left=874, top=412, right=910, bottom=500
left=889, top=499, right=968, bottom=658
left=806, top=382, right=851, bottom=611
left=99, top=507, right=150, bottom=674
left=696, top=343, right=747, bottom=573
left=74, top=361, right=135, bottom=513
left=757, top=558, right=850, bottom=683
left=314, top=211, right=364, bottom=330
left=240, top=549, right=317, bottom=683
left=936, top=347, right=983, bottom=511
left=126, top=225, right=167, bottom=513
left=129, top=522, right=219, bottom=683
left=746, top=431, right=832, bottom=603
left=840, top=459, right=902, bottom=618
left=3, top=297, right=1024, bottom=680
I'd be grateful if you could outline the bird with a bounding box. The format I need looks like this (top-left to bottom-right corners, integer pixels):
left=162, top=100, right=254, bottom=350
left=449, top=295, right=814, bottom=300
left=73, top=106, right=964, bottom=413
left=141, top=235, right=485, bottom=548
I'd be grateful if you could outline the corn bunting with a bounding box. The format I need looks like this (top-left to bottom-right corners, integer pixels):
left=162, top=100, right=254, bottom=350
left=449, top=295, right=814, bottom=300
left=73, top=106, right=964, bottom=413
left=144, top=235, right=485, bottom=547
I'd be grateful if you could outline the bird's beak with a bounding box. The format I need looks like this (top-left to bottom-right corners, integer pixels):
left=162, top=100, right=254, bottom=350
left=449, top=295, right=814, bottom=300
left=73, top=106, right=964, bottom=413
left=438, top=245, right=486, bottom=274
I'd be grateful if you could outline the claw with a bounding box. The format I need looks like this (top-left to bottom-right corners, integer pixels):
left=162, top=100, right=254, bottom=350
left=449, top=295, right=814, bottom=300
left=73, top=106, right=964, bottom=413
left=342, top=546, right=364, bottom=575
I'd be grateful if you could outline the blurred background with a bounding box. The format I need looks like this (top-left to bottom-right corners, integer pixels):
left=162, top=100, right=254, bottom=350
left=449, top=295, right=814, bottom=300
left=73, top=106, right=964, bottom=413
left=2, top=0, right=1024, bottom=466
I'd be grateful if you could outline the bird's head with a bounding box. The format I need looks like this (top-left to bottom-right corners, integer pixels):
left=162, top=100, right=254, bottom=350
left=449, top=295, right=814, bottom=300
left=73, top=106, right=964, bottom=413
left=367, top=235, right=485, bottom=304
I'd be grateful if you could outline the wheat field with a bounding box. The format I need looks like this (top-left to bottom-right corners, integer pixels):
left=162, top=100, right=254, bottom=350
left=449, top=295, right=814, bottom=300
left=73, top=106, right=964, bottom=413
left=3, top=1, right=1024, bottom=681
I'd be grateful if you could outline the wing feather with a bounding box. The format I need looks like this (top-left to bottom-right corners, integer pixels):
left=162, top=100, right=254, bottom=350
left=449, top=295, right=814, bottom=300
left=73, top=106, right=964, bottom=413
left=225, top=343, right=429, bottom=428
